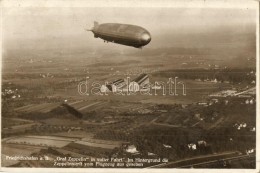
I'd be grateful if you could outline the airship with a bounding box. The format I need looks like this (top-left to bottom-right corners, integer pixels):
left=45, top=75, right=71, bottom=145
left=87, top=21, right=151, bottom=48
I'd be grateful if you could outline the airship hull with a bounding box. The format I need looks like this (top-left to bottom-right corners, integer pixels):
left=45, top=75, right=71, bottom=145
left=88, top=22, right=151, bottom=48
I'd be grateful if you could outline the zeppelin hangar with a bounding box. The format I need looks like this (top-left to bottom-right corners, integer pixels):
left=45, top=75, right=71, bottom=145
left=100, top=73, right=149, bottom=93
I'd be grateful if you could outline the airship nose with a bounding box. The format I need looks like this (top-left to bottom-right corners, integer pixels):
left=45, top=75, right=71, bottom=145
left=140, top=32, right=151, bottom=44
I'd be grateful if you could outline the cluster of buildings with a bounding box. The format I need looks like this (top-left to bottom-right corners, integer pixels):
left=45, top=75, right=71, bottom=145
left=39, top=73, right=54, bottom=78
left=187, top=140, right=207, bottom=151
left=121, top=143, right=140, bottom=155
left=209, top=89, right=237, bottom=97
left=245, top=99, right=254, bottom=104
left=234, top=123, right=247, bottom=130
left=209, top=87, right=256, bottom=100
left=187, top=143, right=197, bottom=150
left=2, top=88, right=21, bottom=99
left=233, top=123, right=255, bottom=132
left=125, top=145, right=139, bottom=154
left=246, top=148, right=255, bottom=155
left=195, top=78, right=219, bottom=83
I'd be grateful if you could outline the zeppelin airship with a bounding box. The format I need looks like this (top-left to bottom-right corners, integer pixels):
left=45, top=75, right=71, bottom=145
left=87, top=21, right=151, bottom=48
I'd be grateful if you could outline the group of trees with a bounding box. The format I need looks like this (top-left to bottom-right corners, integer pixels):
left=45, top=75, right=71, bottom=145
left=94, top=99, right=255, bottom=161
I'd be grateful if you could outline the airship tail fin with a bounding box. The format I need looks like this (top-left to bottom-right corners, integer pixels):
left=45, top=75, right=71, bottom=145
left=85, top=21, right=99, bottom=31
left=93, top=21, right=99, bottom=30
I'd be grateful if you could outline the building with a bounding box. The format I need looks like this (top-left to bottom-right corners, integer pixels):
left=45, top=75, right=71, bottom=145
left=198, top=140, right=207, bottom=146
left=128, top=73, right=149, bottom=91
left=188, top=143, right=197, bottom=150
left=148, top=152, right=156, bottom=156
left=101, top=78, right=126, bottom=93
left=100, top=85, right=110, bottom=93
left=163, top=144, right=172, bottom=148
left=211, top=78, right=218, bottom=83
left=125, top=145, right=139, bottom=154
left=128, top=82, right=140, bottom=92
left=198, top=102, right=208, bottom=106
left=110, top=79, right=126, bottom=92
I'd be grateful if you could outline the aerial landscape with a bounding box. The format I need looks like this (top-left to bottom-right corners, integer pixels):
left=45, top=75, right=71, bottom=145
left=1, top=4, right=257, bottom=169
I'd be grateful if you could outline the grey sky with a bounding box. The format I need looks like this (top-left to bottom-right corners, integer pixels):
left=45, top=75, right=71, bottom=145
left=3, top=6, right=257, bottom=49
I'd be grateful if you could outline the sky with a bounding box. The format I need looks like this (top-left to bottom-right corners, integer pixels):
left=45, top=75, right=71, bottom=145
left=2, top=2, right=257, bottom=50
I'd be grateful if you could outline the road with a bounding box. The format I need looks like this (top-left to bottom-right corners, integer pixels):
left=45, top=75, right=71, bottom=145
left=78, top=101, right=102, bottom=111
left=3, top=122, right=40, bottom=134
left=179, top=154, right=255, bottom=168
left=146, top=151, right=243, bottom=168
left=147, top=114, right=184, bottom=128
left=234, top=87, right=256, bottom=96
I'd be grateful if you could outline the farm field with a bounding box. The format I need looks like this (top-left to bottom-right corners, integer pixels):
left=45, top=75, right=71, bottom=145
left=1, top=144, right=43, bottom=167
left=75, top=140, right=122, bottom=150
left=5, top=136, right=76, bottom=148
left=2, top=39, right=256, bottom=168
left=14, top=103, right=61, bottom=113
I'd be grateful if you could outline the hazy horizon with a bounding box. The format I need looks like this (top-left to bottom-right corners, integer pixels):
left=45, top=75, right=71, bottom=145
left=3, top=7, right=256, bottom=52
